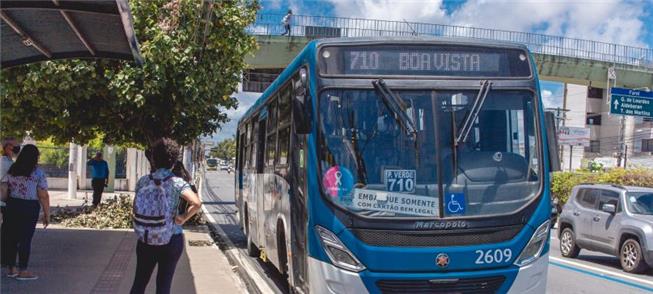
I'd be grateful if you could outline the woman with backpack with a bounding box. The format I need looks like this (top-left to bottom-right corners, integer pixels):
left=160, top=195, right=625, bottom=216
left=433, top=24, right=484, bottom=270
left=0, top=144, right=50, bottom=281
left=130, top=138, right=202, bottom=294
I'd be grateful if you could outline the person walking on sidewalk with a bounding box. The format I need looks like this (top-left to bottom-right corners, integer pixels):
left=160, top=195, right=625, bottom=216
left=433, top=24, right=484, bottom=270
left=0, top=138, right=18, bottom=180
left=130, top=138, right=202, bottom=294
left=0, top=144, right=50, bottom=281
left=1, top=137, right=19, bottom=269
left=281, top=9, right=292, bottom=36
left=87, top=152, right=109, bottom=206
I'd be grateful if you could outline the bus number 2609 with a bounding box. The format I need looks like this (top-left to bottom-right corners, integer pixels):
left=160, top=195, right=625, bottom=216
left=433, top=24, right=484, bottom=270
left=474, top=249, right=512, bottom=264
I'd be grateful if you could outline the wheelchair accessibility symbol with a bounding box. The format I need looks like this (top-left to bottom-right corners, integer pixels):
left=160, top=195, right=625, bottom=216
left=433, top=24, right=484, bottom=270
left=446, top=193, right=466, bottom=215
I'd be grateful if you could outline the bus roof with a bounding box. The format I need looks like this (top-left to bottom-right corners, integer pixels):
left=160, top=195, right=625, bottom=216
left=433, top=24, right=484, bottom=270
left=312, top=36, right=530, bottom=51
left=237, top=37, right=531, bottom=126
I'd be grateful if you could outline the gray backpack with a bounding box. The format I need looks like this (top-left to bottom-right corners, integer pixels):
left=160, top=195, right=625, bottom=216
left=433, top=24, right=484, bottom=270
left=133, top=175, right=175, bottom=245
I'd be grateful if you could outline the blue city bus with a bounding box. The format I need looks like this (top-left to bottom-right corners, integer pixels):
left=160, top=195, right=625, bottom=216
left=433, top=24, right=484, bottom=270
left=235, top=37, right=560, bottom=294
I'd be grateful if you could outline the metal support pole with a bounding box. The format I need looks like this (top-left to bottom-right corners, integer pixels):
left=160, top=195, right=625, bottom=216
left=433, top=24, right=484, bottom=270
left=569, top=145, right=573, bottom=171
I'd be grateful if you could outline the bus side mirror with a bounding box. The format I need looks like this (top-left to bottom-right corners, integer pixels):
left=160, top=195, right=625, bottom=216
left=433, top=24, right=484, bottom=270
left=544, top=111, right=561, bottom=172
left=293, top=68, right=312, bottom=134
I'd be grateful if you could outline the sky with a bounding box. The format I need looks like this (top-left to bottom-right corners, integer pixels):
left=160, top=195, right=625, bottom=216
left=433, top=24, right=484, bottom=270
left=211, top=0, right=653, bottom=142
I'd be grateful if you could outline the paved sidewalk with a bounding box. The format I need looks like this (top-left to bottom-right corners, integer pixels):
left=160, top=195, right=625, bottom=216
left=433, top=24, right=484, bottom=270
left=1, top=190, right=246, bottom=294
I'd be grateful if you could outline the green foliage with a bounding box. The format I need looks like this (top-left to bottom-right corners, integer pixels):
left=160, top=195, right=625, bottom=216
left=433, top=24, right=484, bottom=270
left=551, top=168, right=653, bottom=204
left=37, top=140, right=69, bottom=168
left=209, top=138, right=236, bottom=160
left=1, top=0, right=258, bottom=147
left=588, top=161, right=604, bottom=172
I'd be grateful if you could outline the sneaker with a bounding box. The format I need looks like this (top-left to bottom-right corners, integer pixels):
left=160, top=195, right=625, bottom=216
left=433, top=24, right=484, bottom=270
left=15, top=272, right=38, bottom=281
left=6, top=272, right=18, bottom=278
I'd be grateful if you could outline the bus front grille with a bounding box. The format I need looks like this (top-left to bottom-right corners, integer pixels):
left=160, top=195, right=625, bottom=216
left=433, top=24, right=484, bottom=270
left=350, top=225, right=522, bottom=247
left=376, top=276, right=506, bottom=294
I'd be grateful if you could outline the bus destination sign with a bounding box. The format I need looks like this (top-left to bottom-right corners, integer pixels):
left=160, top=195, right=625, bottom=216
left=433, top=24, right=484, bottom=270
left=319, top=45, right=531, bottom=77
left=348, top=51, right=499, bottom=73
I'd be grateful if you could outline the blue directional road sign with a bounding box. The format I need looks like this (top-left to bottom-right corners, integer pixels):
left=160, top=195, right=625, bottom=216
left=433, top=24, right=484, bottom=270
left=610, top=87, right=653, bottom=118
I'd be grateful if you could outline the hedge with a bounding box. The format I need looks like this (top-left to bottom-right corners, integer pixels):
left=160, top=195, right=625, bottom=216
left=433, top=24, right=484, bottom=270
left=551, top=168, right=653, bottom=204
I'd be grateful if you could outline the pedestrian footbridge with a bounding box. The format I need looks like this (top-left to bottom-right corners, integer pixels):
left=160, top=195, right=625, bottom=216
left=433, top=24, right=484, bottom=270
left=244, top=14, right=653, bottom=91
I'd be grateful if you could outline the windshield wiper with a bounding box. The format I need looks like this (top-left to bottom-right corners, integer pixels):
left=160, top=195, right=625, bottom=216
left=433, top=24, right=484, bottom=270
left=372, top=79, right=418, bottom=139
left=455, top=80, right=492, bottom=146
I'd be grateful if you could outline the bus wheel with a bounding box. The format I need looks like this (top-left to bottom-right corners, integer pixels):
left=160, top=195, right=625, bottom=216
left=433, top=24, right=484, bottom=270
left=245, top=211, right=259, bottom=257
left=277, top=226, right=292, bottom=292
left=278, top=228, right=288, bottom=278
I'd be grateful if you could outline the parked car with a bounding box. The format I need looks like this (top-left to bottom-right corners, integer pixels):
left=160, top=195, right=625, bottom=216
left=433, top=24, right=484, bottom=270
left=558, top=184, right=653, bottom=273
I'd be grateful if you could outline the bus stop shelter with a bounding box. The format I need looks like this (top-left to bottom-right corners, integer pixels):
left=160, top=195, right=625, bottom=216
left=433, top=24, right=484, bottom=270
left=1, top=0, right=143, bottom=198
left=1, top=0, right=142, bottom=68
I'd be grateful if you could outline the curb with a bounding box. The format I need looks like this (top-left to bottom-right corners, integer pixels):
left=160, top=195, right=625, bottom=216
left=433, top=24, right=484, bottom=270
left=199, top=175, right=277, bottom=294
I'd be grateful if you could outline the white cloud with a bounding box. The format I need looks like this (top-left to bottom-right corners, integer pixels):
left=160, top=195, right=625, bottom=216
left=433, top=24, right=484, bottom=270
left=539, top=82, right=565, bottom=109
left=329, top=0, right=447, bottom=23
left=541, top=89, right=555, bottom=108
left=212, top=90, right=260, bottom=142
left=542, top=89, right=553, bottom=98
left=326, top=0, right=649, bottom=47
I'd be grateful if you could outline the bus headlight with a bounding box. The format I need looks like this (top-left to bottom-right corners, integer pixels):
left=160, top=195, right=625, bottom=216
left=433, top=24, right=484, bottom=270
left=514, top=220, right=550, bottom=267
left=316, top=226, right=366, bottom=272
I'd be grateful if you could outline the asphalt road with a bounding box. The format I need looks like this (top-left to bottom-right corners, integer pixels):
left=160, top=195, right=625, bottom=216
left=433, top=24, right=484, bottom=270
left=203, top=171, right=653, bottom=294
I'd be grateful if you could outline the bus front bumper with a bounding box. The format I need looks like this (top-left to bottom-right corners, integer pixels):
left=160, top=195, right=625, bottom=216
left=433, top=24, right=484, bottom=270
left=307, top=253, right=548, bottom=294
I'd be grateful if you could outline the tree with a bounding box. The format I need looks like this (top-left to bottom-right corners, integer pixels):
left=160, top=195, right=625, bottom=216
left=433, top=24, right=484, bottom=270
left=1, top=0, right=258, bottom=147
left=210, top=138, right=236, bottom=160
left=38, top=139, right=69, bottom=169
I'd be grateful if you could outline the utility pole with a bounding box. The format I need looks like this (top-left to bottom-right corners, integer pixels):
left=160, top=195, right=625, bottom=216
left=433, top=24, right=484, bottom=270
left=618, top=115, right=626, bottom=167
left=624, top=145, right=628, bottom=169
left=608, top=66, right=625, bottom=167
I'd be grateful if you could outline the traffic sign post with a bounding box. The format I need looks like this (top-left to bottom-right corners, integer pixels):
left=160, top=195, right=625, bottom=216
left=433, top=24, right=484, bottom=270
left=610, top=87, right=653, bottom=118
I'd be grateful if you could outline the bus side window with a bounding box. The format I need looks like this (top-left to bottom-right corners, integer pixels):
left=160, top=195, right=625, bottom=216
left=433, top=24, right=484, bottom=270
left=279, top=83, right=292, bottom=126
left=277, top=83, right=292, bottom=169
left=268, top=99, right=278, bottom=134
left=278, top=127, right=290, bottom=166
left=244, top=122, right=251, bottom=169
left=252, top=120, right=259, bottom=170
left=239, top=132, right=246, bottom=171
left=266, top=131, right=277, bottom=167
left=266, top=99, right=279, bottom=168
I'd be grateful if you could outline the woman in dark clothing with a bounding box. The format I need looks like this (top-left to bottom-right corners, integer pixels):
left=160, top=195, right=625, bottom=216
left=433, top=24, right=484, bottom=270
left=130, top=139, right=202, bottom=294
left=0, top=144, right=50, bottom=280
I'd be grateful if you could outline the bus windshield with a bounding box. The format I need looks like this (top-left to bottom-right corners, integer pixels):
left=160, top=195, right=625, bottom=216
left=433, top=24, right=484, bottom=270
left=318, top=88, right=541, bottom=219
left=207, top=158, right=218, bottom=167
